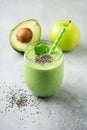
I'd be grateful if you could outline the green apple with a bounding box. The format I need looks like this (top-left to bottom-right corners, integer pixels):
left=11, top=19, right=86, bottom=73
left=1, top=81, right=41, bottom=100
left=50, top=20, right=80, bottom=51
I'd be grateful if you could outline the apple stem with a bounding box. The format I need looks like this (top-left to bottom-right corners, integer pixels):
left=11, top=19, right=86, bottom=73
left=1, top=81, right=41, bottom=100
left=49, top=20, right=71, bottom=54
left=67, top=20, right=71, bottom=26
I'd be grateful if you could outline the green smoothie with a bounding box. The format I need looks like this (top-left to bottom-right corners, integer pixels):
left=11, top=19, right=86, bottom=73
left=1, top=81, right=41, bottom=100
left=24, top=41, right=64, bottom=97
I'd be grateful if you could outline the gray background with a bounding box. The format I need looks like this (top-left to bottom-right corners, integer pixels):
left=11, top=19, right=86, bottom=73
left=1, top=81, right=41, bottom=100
left=0, top=0, right=87, bottom=130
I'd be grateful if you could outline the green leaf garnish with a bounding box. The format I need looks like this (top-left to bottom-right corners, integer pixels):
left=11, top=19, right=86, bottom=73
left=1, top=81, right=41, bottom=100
left=34, top=42, right=49, bottom=55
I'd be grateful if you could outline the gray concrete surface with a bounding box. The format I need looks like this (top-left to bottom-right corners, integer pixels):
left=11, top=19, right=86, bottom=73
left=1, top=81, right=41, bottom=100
left=0, top=0, right=87, bottom=130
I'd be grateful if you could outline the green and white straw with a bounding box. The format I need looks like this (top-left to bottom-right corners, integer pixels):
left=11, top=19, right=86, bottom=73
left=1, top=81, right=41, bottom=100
left=49, top=26, right=66, bottom=54
left=49, top=20, right=71, bottom=54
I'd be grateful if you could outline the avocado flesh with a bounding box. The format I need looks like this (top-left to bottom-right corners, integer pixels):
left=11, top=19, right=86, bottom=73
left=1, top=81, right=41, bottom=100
left=10, top=19, right=41, bottom=52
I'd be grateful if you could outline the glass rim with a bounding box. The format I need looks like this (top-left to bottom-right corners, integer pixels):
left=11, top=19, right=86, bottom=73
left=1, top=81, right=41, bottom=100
left=24, top=40, right=63, bottom=63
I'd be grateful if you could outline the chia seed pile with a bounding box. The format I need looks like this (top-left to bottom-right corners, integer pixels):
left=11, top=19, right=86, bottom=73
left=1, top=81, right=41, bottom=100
left=6, top=87, right=30, bottom=109
left=0, top=80, right=52, bottom=124
left=35, top=54, right=53, bottom=63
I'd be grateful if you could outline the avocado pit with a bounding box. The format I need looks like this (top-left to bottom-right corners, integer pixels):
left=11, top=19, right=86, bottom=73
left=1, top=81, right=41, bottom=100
left=16, top=28, right=33, bottom=43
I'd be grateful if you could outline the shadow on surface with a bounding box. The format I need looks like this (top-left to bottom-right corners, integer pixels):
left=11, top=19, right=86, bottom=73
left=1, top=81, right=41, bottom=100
left=52, top=87, right=78, bottom=106
left=38, top=86, right=79, bottom=109
left=73, top=42, right=87, bottom=55
left=64, top=42, right=87, bottom=59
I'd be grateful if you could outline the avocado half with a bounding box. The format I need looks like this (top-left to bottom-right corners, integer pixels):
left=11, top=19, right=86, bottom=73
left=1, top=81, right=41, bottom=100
left=10, top=19, right=41, bottom=52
